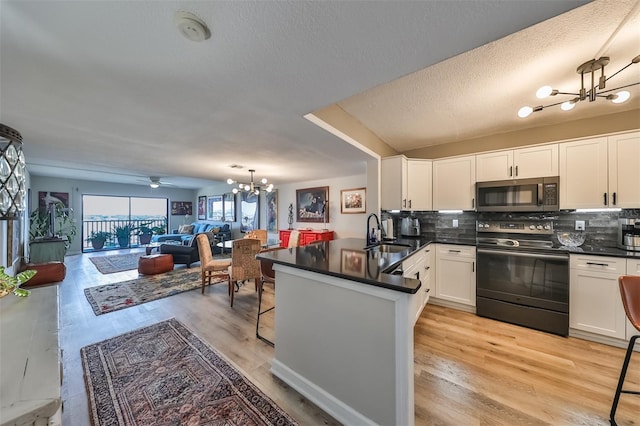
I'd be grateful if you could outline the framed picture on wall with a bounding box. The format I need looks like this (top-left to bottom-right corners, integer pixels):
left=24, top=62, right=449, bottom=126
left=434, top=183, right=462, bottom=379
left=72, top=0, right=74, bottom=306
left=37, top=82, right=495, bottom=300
left=38, top=191, right=69, bottom=209
left=171, top=201, right=192, bottom=216
left=223, top=193, right=236, bottom=222
left=340, top=187, right=366, bottom=214
left=296, top=186, right=328, bottom=223
left=197, top=196, right=206, bottom=220
left=207, top=195, right=223, bottom=221
left=266, top=189, right=277, bottom=232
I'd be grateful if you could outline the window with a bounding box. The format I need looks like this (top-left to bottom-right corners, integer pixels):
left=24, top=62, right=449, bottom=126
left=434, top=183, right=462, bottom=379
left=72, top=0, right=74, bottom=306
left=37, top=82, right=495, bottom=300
left=82, top=195, right=168, bottom=252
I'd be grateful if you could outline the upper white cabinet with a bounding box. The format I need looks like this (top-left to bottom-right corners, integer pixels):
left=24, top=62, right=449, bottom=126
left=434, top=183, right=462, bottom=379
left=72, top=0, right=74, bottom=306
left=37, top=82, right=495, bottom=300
left=476, top=144, right=559, bottom=182
left=432, top=155, right=476, bottom=210
left=381, top=156, right=432, bottom=211
left=559, top=132, right=640, bottom=209
left=608, top=131, right=640, bottom=208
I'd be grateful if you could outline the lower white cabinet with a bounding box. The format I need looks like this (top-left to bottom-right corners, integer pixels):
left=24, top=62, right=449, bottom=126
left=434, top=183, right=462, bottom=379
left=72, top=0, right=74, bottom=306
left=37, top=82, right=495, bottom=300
left=405, top=245, right=433, bottom=324
left=434, top=244, right=476, bottom=307
left=626, top=259, right=640, bottom=342
left=569, top=255, right=627, bottom=339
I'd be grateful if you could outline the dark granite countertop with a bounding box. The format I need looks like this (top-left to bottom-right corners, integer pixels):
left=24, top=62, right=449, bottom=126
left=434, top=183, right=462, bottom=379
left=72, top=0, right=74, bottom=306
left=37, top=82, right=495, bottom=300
left=553, top=244, right=640, bottom=258
left=256, top=236, right=477, bottom=294
left=256, top=237, right=639, bottom=295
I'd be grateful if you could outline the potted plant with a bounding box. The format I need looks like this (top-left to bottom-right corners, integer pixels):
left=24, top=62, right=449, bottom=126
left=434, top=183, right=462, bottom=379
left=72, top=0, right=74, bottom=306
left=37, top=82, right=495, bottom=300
left=137, top=224, right=154, bottom=245
left=86, top=231, right=111, bottom=250
left=151, top=225, right=166, bottom=236
left=113, top=224, right=133, bottom=248
left=29, top=204, right=77, bottom=249
left=0, top=266, right=36, bottom=298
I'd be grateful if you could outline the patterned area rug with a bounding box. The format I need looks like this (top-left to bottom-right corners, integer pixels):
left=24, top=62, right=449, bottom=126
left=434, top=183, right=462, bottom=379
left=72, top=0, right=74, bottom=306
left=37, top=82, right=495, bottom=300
left=84, top=268, right=223, bottom=315
left=81, top=319, right=297, bottom=426
left=89, top=253, right=144, bottom=274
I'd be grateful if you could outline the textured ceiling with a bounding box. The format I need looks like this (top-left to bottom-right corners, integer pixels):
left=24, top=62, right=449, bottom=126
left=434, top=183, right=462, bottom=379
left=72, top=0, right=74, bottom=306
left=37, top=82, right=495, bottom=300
left=338, top=0, right=640, bottom=152
left=2, top=0, right=627, bottom=189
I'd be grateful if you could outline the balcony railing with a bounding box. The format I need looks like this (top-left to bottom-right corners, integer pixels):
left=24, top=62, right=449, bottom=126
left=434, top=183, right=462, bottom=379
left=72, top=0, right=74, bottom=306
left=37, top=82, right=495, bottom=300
left=83, top=219, right=168, bottom=252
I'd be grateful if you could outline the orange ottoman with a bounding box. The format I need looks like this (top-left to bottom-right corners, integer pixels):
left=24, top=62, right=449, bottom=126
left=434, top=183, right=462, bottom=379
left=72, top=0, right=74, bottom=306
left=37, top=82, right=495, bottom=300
left=138, top=254, right=174, bottom=275
left=21, top=262, right=66, bottom=287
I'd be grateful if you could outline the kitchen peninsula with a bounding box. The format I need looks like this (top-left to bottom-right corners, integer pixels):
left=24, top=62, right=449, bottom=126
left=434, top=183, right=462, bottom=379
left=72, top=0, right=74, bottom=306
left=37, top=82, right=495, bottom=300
left=258, top=238, right=423, bottom=426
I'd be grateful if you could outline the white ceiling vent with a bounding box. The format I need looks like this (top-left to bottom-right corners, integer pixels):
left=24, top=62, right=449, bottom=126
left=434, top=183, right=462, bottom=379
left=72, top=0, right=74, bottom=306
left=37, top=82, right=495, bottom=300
left=174, top=11, right=211, bottom=42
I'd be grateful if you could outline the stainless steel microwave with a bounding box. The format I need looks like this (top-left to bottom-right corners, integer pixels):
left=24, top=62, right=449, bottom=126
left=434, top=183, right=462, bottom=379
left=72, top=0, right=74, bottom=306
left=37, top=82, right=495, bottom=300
left=475, top=177, right=559, bottom=212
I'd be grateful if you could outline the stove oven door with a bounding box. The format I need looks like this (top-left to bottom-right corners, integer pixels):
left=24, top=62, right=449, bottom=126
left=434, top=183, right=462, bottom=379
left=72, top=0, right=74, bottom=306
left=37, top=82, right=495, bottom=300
left=476, top=248, right=569, bottom=313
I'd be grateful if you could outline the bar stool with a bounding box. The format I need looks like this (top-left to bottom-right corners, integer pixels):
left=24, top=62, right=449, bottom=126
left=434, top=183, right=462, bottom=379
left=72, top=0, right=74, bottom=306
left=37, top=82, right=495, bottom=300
left=256, top=247, right=282, bottom=346
left=610, top=275, right=640, bottom=425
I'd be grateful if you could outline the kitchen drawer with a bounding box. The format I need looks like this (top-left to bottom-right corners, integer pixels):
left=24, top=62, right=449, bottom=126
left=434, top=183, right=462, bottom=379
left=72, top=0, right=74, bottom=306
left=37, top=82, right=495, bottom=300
left=570, top=255, right=626, bottom=275
left=436, top=244, right=475, bottom=258
left=627, top=258, right=640, bottom=275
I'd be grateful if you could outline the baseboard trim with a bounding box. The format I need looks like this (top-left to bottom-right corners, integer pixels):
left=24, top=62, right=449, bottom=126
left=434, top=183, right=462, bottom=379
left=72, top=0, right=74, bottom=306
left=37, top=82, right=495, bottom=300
left=270, top=358, right=376, bottom=426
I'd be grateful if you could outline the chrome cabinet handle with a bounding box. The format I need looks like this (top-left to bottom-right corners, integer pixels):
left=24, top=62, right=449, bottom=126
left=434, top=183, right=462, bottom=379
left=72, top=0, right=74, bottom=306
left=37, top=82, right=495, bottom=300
left=515, top=165, right=518, bottom=176
left=509, top=166, right=513, bottom=177
left=604, top=193, right=608, bottom=206
left=587, top=261, right=609, bottom=267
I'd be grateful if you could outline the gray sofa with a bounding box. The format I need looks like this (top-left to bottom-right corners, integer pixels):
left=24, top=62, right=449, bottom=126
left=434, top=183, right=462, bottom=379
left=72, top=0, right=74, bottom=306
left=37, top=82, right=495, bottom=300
left=152, top=223, right=231, bottom=244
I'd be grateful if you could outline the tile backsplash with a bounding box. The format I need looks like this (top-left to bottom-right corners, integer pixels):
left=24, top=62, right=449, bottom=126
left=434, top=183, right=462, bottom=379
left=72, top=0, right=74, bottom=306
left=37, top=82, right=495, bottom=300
left=381, top=209, right=640, bottom=248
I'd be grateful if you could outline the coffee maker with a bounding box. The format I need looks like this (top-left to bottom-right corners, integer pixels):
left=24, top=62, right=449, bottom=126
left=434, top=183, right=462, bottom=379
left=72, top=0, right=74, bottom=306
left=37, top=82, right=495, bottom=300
left=618, top=218, right=640, bottom=251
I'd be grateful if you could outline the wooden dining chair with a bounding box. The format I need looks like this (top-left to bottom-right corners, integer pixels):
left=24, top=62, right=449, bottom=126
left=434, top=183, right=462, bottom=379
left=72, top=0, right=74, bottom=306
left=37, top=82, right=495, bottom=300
left=256, top=247, right=282, bottom=346
left=196, top=234, right=231, bottom=295
left=227, top=238, right=262, bottom=307
left=245, top=229, right=268, bottom=246
left=287, top=230, right=301, bottom=248
left=610, top=275, right=640, bottom=425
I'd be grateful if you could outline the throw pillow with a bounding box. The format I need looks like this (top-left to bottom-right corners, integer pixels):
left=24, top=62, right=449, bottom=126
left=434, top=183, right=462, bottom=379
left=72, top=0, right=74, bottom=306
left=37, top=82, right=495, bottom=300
left=211, top=227, right=220, bottom=234
left=178, top=224, right=194, bottom=234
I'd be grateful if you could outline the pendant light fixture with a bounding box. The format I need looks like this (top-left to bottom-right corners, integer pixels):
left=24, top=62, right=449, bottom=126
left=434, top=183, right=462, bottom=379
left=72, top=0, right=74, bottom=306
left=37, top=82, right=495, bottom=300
left=0, top=123, right=26, bottom=220
left=227, top=169, right=274, bottom=195
left=518, top=54, right=640, bottom=118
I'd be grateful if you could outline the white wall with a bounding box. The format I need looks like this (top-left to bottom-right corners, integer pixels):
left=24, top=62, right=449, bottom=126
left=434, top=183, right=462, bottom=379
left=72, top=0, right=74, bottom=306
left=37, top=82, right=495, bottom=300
left=29, top=176, right=197, bottom=255
left=276, top=174, right=368, bottom=239
left=198, top=173, right=371, bottom=241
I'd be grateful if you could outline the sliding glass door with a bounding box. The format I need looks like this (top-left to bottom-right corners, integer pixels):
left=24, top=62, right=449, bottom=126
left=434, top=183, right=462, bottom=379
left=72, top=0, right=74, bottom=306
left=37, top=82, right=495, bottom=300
left=82, top=195, right=168, bottom=252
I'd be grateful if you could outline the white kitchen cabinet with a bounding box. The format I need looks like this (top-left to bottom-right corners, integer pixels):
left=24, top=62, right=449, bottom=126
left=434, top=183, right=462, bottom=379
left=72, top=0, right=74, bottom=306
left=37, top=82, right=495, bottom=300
left=608, top=131, right=640, bottom=208
left=434, top=244, right=476, bottom=307
left=626, top=259, right=640, bottom=344
left=559, top=132, right=640, bottom=209
left=476, top=144, right=558, bottom=182
left=627, top=258, right=640, bottom=276
left=569, top=255, right=627, bottom=339
left=381, top=156, right=432, bottom=211
left=432, top=155, right=476, bottom=211
left=405, top=245, right=434, bottom=324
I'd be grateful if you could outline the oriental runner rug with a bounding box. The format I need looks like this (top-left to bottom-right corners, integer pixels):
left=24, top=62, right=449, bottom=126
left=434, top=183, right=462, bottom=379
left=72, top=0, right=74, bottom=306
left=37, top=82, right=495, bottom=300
left=84, top=268, right=222, bottom=315
left=81, top=319, right=297, bottom=426
left=89, top=252, right=144, bottom=274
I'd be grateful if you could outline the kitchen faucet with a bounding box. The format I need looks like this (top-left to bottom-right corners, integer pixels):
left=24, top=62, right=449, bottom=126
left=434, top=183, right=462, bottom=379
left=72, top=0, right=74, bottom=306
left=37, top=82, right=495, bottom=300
left=366, top=213, right=381, bottom=247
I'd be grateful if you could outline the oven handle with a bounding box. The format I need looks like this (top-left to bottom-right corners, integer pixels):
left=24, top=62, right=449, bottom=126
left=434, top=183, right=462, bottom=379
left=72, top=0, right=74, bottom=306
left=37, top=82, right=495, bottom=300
left=477, top=248, right=569, bottom=261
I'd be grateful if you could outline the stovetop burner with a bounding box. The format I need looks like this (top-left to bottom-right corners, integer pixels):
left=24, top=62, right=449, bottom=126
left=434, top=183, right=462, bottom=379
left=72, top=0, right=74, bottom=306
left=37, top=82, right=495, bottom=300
left=477, top=220, right=558, bottom=252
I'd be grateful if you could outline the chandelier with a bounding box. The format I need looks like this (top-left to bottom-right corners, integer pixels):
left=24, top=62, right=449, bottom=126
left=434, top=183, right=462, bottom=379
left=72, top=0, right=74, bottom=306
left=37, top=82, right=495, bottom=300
left=0, top=123, right=26, bottom=220
left=227, top=169, right=274, bottom=195
left=518, top=54, right=640, bottom=118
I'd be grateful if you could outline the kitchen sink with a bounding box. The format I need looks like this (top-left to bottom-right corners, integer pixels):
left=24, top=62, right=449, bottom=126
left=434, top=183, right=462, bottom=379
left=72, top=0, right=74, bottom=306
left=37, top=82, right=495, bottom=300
left=366, top=243, right=411, bottom=253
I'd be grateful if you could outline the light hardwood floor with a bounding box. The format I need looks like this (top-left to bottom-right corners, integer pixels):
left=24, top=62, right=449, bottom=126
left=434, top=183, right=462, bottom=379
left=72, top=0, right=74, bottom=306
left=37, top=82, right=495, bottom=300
left=59, top=250, right=638, bottom=425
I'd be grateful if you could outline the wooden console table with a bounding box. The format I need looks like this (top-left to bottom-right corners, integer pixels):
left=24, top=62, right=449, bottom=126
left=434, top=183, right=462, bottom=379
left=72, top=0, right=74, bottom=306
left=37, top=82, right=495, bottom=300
left=0, top=285, right=62, bottom=426
left=279, top=229, right=334, bottom=247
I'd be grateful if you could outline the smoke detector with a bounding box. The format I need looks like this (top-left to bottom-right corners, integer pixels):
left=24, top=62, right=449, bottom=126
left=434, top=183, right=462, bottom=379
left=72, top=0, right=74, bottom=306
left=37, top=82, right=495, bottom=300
left=174, top=11, right=210, bottom=42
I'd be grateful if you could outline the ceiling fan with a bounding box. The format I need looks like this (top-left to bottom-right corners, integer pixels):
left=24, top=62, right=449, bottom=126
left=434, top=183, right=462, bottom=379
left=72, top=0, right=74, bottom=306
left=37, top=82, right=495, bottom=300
left=137, top=176, right=175, bottom=188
